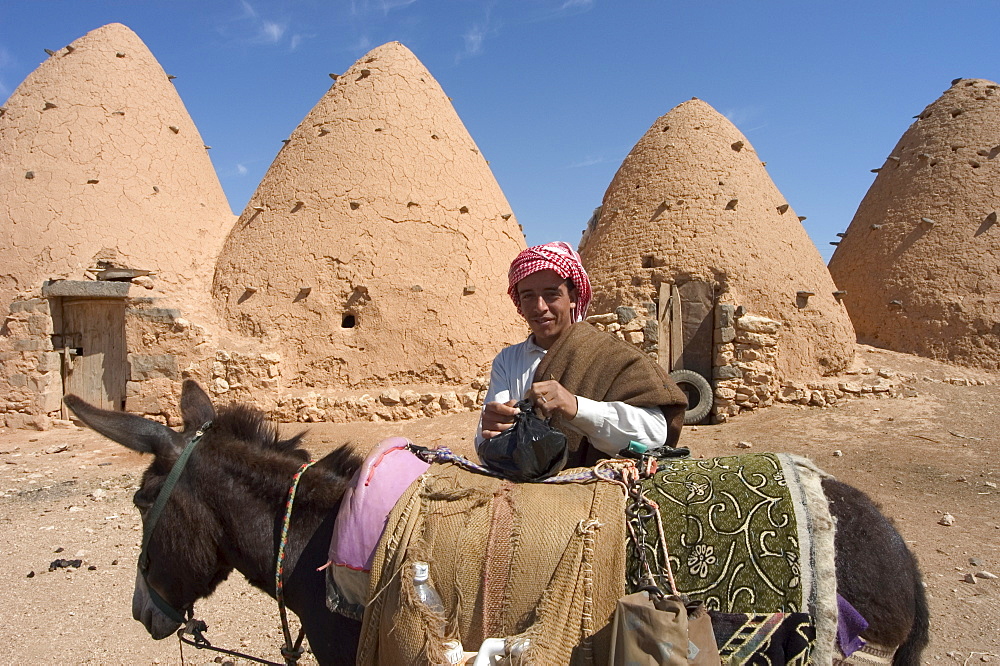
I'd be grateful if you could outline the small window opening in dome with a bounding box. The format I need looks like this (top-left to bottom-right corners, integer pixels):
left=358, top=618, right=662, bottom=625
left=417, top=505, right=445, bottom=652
left=341, top=314, right=356, bottom=328
left=641, top=255, right=654, bottom=268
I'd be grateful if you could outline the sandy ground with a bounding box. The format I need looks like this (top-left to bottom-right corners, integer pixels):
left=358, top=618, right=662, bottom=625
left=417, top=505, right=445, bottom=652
left=2, top=345, right=998, bottom=664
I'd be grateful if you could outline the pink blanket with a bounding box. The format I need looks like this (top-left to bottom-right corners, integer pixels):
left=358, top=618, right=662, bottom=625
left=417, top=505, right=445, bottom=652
left=327, top=437, right=430, bottom=574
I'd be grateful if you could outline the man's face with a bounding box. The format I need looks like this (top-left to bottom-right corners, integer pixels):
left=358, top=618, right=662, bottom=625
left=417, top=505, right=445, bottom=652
left=516, top=269, right=577, bottom=349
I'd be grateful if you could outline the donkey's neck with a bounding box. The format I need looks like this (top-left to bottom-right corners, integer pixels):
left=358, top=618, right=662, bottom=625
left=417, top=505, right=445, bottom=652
left=211, top=459, right=340, bottom=604
left=204, top=453, right=360, bottom=665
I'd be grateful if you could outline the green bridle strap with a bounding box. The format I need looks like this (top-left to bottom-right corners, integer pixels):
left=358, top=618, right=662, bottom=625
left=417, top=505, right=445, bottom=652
left=138, top=421, right=212, bottom=624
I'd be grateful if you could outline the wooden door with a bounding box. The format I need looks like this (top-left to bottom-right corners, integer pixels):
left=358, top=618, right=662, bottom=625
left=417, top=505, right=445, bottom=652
left=61, top=298, right=127, bottom=410
left=657, top=280, right=715, bottom=378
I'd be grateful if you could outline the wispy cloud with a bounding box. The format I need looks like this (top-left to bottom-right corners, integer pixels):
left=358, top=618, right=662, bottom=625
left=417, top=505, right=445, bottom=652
left=463, top=25, right=486, bottom=57
left=236, top=1, right=292, bottom=47
left=722, top=106, right=766, bottom=133
left=236, top=163, right=248, bottom=176
left=351, top=35, right=373, bottom=52
left=569, top=156, right=604, bottom=168
left=350, top=0, right=418, bottom=16
left=457, top=4, right=496, bottom=62
left=560, top=0, right=594, bottom=10
left=260, top=21, right=286, bottom=43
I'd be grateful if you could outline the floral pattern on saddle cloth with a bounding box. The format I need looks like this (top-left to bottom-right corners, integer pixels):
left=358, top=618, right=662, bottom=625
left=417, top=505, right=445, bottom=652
left=629, top=453, right=812, bottom=614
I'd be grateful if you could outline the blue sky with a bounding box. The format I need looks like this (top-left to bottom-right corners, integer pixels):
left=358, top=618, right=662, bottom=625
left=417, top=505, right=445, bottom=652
left=2, top=1, right=998, bottom=261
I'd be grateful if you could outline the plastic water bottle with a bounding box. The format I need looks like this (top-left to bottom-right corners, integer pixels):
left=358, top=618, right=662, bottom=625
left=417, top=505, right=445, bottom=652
left=411, top=561, right=465, bottom=664
left=412, top=560, right=446, bottom=614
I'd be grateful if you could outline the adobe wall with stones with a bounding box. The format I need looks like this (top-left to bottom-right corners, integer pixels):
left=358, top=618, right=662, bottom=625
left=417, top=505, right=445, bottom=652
left=584, top=304, right=915, bottom=423
left=0, top=23, right=234, bottom=319
left=829, top=78, right=1000, bottom=369
left=213, top=42, right=526, bottom=396
left=1, top=282, right=489, bottom=430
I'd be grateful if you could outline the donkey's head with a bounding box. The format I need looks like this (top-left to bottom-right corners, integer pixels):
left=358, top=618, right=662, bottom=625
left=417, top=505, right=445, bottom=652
left=66, top=380, right=224, bottom=638
left=67, top=381, right=362, bottom=642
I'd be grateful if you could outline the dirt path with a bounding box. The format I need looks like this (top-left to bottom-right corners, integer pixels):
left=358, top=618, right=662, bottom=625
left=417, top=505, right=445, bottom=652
left=2, top=346, right=998, bottom=664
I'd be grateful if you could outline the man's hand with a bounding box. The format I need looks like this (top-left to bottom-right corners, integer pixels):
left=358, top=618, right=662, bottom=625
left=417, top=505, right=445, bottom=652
left=527, top=380, right=578, bottom=420
left=481, top=399, right=519, bottom=439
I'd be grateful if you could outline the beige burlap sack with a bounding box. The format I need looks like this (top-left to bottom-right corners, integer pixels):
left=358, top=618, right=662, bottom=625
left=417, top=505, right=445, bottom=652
left=358, top=462, right=627, bottom=665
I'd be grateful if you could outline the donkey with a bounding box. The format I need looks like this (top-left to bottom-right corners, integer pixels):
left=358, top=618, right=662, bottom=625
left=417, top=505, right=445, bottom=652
left=65, top=380, right=929, bottom=665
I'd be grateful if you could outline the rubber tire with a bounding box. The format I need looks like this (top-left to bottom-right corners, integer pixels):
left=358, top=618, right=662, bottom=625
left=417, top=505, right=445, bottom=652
left=669, top=369, right=713, bottom=425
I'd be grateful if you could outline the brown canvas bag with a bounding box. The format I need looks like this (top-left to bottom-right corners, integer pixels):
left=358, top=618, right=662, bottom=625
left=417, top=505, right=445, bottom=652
left=608, top=591, right=721, bottom=666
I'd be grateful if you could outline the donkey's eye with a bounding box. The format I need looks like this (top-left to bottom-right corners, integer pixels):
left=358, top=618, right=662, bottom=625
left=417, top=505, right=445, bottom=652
left=133, top=490, right=153, bottom=511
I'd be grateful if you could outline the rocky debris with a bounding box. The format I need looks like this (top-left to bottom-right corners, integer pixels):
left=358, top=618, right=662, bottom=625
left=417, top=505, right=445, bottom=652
left=939, top=513, right=956, bottom=526
left=42, top=444, right=68, bottom=454
left=976, top=571, right=998, bottom=580
left=833, top=450, right=844, bottom=457
left=735, top=441, right=753, bottom=449
left=48, top=558, right=82, bottom=571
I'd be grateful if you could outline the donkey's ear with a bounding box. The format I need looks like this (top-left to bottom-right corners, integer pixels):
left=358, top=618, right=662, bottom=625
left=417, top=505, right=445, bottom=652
left=64, top=395, right=180, bottom=457
left=180, top=380, right=215, bottom=432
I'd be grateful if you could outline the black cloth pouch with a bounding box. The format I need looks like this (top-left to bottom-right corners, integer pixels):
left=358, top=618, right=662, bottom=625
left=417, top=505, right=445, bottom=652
left=479, top=400, right=568, bottom=481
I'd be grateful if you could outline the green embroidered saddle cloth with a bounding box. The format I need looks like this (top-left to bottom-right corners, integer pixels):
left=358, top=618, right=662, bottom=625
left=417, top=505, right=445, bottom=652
left=626, top=453, right=837, bottom=642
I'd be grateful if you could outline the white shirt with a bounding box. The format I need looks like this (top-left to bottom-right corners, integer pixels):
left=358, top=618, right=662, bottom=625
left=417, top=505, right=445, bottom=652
left=475, top=336, right=668, bottom=456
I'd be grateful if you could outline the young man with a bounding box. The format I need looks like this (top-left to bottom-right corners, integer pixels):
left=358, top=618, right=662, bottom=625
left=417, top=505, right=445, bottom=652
left=476, top=242, right=687, bottom=467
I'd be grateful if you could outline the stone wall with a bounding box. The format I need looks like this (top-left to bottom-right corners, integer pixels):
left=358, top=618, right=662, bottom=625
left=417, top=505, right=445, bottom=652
left=1, top=288, right=488, bottom=430
left=584, top=301, right=909, bottom=423
left=0, top=297, right=61, bottom=430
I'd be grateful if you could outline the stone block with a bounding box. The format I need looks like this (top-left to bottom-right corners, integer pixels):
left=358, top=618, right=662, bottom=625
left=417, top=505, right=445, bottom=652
left=736, top=315, right=781, bottom=334
left=714, top=366, right=741, bottom=380
left=715, top=387, right=737, bottom=400
left=380, top=389, right=401, bottom=405
left=400, top=390, right=420, bottom=406
left=625, top=331, right=644, bottom=344
left=129, top=354, right=179, bottom=381
left=715, top=304, right=735, bottom=329
left=734, top=331, right=777, bottom=347
left=460, top=392, right=478, bottom=409
left=43, top=280, right=130, bottom=298
left=718, top=327, right=735, bottom=344
left=9, top=298, right=47, bottom=314
left=13, top=339, right=52, bottom=351
left=642, top=319, right=658, bottom=340
left=586, top=313, right=617, bottom=325
left=615, top=306, right=638, bottom=324
left=839, top=382, right=863, bottom=393
left=127, top=393, right=163, bottom=414
left=9, top=373, right=28, bottom=388
left=35, top=352, right=61, bottom=373
left=26, top=314, right=53, bottom=337
left=623, top=318, right=645, bottom=333
left=37, top=390, right=63, bottom=414
left=440, top=392, right=459, bottom=411
left=129, top=308, right=180, bottom=324
left=30, top=372, right=61, bottom=393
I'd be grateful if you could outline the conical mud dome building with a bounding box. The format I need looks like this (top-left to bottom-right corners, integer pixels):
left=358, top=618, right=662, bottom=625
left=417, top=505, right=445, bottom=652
left=829, top=79, right=1000, bottom=368
left=214, top=42, right=525, bottom=394
left=0, top=23, right=235, bottom=428
left=0, top=23, right=234, bottom=310
left=580, top=99, right=856, bottom=419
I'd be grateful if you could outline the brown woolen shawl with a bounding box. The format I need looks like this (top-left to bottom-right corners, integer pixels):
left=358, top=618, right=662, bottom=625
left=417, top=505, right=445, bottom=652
left=533, top=322, right=688, bottom=467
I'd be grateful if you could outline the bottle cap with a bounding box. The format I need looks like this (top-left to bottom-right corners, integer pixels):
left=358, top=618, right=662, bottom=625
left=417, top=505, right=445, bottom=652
left=412, top=560, right=429, bottom=582
left=444, top=640, right=465, bottom=664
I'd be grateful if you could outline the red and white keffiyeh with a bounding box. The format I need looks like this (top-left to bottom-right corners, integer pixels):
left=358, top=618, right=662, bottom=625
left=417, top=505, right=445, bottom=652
left=507, top=241, right=592, bottom=322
